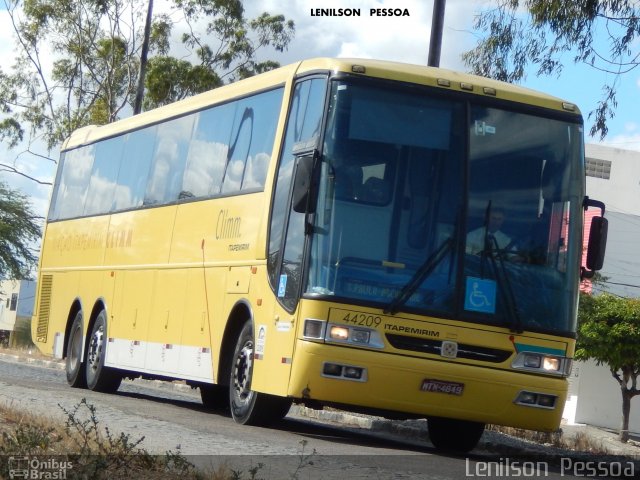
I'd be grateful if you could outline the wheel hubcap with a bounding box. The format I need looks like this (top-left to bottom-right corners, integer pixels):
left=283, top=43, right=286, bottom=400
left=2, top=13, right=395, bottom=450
left=88, top=325, right=104, bottom=372
left=233, top=341, right=253, bottom=402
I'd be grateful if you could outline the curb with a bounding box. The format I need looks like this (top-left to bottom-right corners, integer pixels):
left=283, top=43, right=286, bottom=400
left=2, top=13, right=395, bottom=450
left=0, top=351, right=66, bottom=370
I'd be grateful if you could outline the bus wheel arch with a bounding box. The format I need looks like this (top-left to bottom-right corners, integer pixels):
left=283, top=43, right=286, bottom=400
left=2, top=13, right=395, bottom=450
left=224, top=302, right=292, bottom=425
left=65, top=300, right=86, bottom=388
left=218, top=301, right=254, bottom=389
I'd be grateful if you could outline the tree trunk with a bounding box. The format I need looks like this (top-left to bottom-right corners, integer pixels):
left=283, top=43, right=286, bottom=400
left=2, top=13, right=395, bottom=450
left=620, top=389, right=631, bottom=443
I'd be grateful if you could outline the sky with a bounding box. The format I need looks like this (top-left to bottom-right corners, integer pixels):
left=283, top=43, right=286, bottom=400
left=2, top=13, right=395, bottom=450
left=1, top=0, right=639, bottom=219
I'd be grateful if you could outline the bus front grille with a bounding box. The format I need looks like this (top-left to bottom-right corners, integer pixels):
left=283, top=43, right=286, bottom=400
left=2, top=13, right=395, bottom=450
left=385, top=333, right=513, bottom=363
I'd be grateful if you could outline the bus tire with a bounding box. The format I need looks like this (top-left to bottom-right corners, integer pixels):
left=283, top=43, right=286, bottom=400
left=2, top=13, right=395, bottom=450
left=427, top=417, right=485, bottom=453
left=66, top=311, right=87, bottom=388
left=229, top=320, right=292, bottom=425
left=85, top=310, right=122, bottom=393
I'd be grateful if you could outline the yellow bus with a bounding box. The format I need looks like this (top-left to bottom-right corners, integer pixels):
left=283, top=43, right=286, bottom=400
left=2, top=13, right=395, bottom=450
left=32, top=58, right=607, bottom=452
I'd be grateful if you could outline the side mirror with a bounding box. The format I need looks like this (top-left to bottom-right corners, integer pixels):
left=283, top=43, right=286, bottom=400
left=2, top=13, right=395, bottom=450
left=292, top=150, right=317, bottom=214
left=586, top=216, right=607, bottom=271
left=582, top=197, right=607, bottom=278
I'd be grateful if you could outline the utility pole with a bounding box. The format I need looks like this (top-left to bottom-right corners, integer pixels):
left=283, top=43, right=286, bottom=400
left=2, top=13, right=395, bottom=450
left=134, top=0, right=154, bottom=115
left=428, top=0, right=446, bottom=67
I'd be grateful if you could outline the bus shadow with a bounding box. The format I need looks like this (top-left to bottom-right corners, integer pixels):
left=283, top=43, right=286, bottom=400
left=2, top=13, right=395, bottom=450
left=113, top=386, right=440, bottom=454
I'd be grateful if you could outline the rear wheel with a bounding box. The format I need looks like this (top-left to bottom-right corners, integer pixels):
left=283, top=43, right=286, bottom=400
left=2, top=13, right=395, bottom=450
left=66, top=311, right=87, bottom=388
left=427, top=417, right=485, bottom=453
left=229, top=320, right=292, bottom=425
left=85, top=310, right=122, bottom=393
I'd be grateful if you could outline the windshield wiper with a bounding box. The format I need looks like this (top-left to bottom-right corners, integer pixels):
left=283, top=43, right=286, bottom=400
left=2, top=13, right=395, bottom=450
left=483, top=233, right=523, bottom=334
left=384, top=237, right=453, bottom=315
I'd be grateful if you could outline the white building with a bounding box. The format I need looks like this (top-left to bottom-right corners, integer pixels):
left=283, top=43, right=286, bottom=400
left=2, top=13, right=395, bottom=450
left=563, top=144, right=640, bottom=434
left=0, top=279, right=36, bottom=347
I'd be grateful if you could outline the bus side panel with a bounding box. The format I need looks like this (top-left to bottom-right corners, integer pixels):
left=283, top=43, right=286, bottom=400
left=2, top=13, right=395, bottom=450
left=103, top=207, right=175, bottom=371
left=247, top=266, right=297, bottom=397
left=180, top=268, right=220, bottom=381
left=34, top=271, right=81, bottom=358
left=34, top=217, right=111, bottom=357
left=144, top=269, right=187, bottom=376
left=106, top=269, right=154, bottom=370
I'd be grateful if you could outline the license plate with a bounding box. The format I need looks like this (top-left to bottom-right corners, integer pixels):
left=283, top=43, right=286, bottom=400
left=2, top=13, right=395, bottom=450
left=420, top=379, right=464, bottom=396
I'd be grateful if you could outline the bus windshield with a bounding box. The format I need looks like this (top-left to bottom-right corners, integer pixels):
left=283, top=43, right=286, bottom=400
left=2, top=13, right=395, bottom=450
left=306, top=79, right=584, bottom=335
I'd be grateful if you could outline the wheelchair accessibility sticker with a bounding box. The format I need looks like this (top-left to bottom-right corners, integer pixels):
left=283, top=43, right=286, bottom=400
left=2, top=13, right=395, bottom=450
left=464, top=277, right=496, bottom=314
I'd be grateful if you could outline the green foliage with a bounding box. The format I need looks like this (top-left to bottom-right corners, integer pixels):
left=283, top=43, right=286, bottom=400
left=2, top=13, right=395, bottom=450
left=144, top=1, right=295, bottom=109
left=144, top=56, right=222, bottom=110
left=576, top=293, right=640, bottom=373
left=577, top=292, right=640, bottom=441
left=0, top=180, right=41, bottom=280
left=463, top=0, right=640, bottom=139
left=1, top=0, right=295, bottom=153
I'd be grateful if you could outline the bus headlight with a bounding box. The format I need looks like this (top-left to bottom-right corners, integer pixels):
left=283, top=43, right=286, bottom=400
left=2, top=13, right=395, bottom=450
left=329, top=325, right=349, bottom=341
left=512, top=351, right=571, bottom=376
left=325, top=323, right=384, bottom=348
left=542, top=356, right=560, bottom=372
left=302, top=319, right=383, bottom=348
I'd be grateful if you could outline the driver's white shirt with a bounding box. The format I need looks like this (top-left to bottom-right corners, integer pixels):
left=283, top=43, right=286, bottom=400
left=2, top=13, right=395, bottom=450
left=465, top=228, right=511, bottom=255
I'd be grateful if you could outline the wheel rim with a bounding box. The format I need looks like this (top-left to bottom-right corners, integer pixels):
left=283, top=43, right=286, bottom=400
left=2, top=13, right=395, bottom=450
left=87, top=324, right=104, bottom=374
left=69, top=326, right=82, bottom=372
left=233, top=340, right=253, bottom=403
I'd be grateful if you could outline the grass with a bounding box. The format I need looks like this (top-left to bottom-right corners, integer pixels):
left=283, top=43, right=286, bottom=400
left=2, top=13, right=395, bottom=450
left=0, top=399, right=316, bottom=480
left=487, top=424, right=612, bottom=454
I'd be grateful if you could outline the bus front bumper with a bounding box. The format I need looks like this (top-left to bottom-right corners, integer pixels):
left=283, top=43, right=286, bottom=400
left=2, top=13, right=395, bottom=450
left=287, top=340, right=567, bottom=431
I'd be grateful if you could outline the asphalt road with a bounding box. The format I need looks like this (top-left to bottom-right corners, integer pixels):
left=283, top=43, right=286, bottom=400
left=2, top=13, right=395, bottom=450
left=0, top=357, right=635, bottom=479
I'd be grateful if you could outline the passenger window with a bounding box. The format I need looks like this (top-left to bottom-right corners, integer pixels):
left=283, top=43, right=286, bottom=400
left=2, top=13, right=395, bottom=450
left=113, top=126, right=157, bottom=211
left=145, top=115, right=194, bottom=204
left=182, top=103, right=234, bottom=198
left=83, top=136, right=125, bottom=215
left=50, top=145, right=96, bottom=219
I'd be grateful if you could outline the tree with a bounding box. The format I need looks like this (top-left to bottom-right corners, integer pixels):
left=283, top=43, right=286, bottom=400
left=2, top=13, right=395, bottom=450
left=463, top=0, right=640, bottom=139
left=576, top=292, right=640, bottom=443
left=0, top=180, right=41, bottom=280
left=0, top=0, right=294, bottom=169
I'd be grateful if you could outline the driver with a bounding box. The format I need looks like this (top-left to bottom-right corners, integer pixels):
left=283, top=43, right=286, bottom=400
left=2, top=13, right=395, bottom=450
left=466, top=208, right=511, bottom=255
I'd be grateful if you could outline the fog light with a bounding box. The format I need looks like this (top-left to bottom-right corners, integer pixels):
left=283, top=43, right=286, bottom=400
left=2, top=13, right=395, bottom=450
left=329, top=326, right=349, bottom=341
left=323, top=363, right=343, bottom=377
left=304, top=319, right=325, bottom=339
left=517, top=391, right=537, bottom=405
left=343, top=366, right=363, bottom=379
left=523, top=354, right=541, bottom=369
left=537, top=394, right=557, bottom=408
left=351, top=329, right=370, bottom=344
left=543, top=356, right=560, bottom=372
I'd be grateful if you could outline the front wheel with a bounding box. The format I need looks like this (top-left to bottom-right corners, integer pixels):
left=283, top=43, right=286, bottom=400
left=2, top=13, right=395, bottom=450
left=229, top=320, right=292, bottom=425
left=427, top=417, right=485, bottom=453
left=66, top=311, right=87, bottom=388
left=85, top=310, right=122, bottom=393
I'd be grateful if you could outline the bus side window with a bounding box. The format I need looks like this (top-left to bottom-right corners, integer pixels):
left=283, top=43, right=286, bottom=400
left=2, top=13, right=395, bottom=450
left=144, top=115, right=194, bottom=205
left=268, top=77, right=327, bottom=310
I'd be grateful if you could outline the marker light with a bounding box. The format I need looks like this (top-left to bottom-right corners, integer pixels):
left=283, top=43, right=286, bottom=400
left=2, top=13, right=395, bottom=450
left=303, top=319, right=325, bottom=339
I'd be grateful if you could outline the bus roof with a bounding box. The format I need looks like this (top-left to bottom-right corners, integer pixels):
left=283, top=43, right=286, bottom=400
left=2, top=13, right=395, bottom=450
left=62, top=57, right=581, bottom=151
